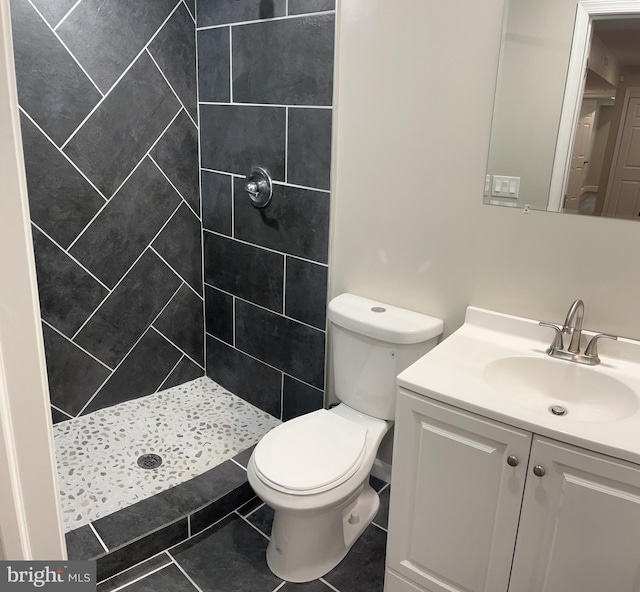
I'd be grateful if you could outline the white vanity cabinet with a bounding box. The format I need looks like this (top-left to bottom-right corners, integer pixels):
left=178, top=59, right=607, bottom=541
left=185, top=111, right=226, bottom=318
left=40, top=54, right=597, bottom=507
left=385, top=388, right=640, bottom=592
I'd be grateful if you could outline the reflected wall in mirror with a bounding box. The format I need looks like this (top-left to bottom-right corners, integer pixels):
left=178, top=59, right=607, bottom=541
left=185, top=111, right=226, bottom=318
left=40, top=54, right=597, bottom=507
left=485, top=0, right=640, bottom=220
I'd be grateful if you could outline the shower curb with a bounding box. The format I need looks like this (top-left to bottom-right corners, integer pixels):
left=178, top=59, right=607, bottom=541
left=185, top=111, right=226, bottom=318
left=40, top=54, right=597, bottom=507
left=65, top=449, right=256, bottom=582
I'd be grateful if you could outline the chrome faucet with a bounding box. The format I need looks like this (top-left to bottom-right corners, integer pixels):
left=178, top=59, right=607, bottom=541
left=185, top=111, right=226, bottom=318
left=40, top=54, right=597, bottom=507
left=561, top=299, right=584, bottom=354
left=539, top=299, right=617, bottom=365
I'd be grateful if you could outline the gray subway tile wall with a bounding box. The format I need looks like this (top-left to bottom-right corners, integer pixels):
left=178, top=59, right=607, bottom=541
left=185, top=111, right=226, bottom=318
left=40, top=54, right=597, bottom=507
left=231, top=15, right=335, bottom=105
left=11, top=0, right=204, bottom=422
left=199, top=2, right=335, bottom=420
left=205, top=337, right=282, bottom=418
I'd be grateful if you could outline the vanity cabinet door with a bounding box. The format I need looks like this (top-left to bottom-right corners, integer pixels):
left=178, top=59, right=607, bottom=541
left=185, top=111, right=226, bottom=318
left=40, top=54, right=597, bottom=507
left=509, top=437, right=640, bottom=592
left=385, top=390, right=532, bottom=592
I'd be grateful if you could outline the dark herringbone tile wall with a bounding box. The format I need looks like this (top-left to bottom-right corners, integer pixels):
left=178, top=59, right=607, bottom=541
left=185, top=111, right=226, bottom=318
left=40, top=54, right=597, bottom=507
left=11, top=0, right=204, bottom=422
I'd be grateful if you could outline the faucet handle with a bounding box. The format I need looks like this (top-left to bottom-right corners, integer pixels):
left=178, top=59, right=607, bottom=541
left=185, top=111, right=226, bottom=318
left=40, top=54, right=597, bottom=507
left=539, top=321, right=564, bottom=353
left=584, top=333, right=618, bottom=363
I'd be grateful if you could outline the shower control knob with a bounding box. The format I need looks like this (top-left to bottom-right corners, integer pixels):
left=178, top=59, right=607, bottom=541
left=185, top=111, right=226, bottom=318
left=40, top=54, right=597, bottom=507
left=244, top=166, right=273, bottom=208
left=533, top=465, right=546, bottom=477
left=506, top=455, right=519, bottom=467
left=245, top=181, right=259, bottom=197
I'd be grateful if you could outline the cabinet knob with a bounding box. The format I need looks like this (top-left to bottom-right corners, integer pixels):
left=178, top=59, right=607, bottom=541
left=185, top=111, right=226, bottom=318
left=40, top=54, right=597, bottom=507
left=507, top=455, right=519, bottom=467
left=533, top=465, right=546, bottom=477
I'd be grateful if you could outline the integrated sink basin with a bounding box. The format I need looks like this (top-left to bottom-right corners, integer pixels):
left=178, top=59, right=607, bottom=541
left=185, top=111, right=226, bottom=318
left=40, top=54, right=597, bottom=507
left=483, top=356, right=639, bottom=422
left=397, top=306, right=640, bottom=464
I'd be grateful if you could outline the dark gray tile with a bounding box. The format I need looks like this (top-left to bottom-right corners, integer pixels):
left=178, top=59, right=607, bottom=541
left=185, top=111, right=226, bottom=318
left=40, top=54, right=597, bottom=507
left=287, top=108, right=332, bottom=190
left=98, top=554, right=172, bottom=591
left=184, top=0, right=195, bottom=20
left=75, top=251, right=182, bottom=367
left=30, top=0, right=77, bottom=27
left=57, top=0, right=178, bottom=92
left=236, top=496, right=262, bottom=516
left=65, top=524, right=105, bottom=561
left=42, top=323, right=111, bottom=416
left=70, top=158, right=182, bottom=288
left=206, top=336, right=281, bottom=417
left=203, top=233, right=283, bottom=312
left=373, top=487, right=390, bottom=530
left=113, top=564, right=195, bottom=592
left=93, top=493, right=175, bottom=550
left=172, top=461, right=248, bottom=513
left=31, top=227, right=108, bottom=338
left=197, top=0, right=286, bottom=27
left=97, top=520, right=188, bottom=581
left=234, top=181, right=330, bottom=263
left=93, top=460, right=246, bottom=549
left=51, top=407, right=71, bottom=424
left=232, top=15, right=334, bottom=105
left=19, top=114, right=105, bottom=250
left=158, top=357, right=203, bottom=390
left=171, top=514, right=281, bottom=592
left=288, top=0, right=335, bottom=14
left=154, top=284, right=204, bottom=365
left=236, top=300, right=325, bottom=389
left=369, top=475, right=386, bottom=493
left=200, top=104, right=285, bottom=179
left=197, top=27, right=230, bottom=103
left=243, top=504, right=274, bottom=539
left=83, top=329, right=182, bottom=413
left=151, top=111, right=199, bottom=215
left=152, top=204, right=203, bottom=295
left=190, top=481, right=255, bottom=535
left=281, top=580, right=335, bottom=591
left=282, top=375, right=323, bottom=421
left=285, top=258, right=327, bottom=329
left=10, top=0, right=101, bottom=145
left=323, top=525, right=386, bottom=592
left=149, top=4, right=197, bottom=121
left=201, top=171, right=232, bottom=235
left=204, top=285, right=233, bottom=344
left=232, top=445, right=256, bottom=469
left=64, top=53, right=181, bottom=197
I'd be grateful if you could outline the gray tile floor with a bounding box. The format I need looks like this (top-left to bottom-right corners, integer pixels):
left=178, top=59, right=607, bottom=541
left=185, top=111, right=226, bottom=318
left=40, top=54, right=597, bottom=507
left=98, top=480, right=390, bottom=592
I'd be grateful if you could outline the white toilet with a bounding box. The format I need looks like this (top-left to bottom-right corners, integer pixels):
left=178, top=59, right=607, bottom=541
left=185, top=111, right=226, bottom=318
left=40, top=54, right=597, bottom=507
left=247, top=293, right=443, bottom=582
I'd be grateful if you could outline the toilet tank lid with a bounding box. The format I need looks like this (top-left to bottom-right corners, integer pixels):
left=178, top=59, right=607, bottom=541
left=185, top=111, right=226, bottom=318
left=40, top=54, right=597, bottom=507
left=328, top=294, right=443, bottom=345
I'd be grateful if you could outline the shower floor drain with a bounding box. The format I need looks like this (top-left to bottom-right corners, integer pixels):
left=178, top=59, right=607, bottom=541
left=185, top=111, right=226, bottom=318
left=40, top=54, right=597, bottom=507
left=137, top=454, right=163, bottom=470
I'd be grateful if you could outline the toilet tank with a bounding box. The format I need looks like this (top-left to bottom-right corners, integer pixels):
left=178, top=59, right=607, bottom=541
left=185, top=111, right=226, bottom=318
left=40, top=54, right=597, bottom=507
left=328, top=294, right=443, bottom=420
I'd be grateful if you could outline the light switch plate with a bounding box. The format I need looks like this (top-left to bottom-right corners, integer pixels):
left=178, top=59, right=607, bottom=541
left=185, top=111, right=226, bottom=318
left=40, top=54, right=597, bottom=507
left=491, top=175, right=520, bottom=198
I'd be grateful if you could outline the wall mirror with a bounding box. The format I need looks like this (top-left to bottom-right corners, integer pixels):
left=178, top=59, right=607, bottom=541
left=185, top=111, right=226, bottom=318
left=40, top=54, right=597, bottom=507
left=485, top=0, right=640, bottom=220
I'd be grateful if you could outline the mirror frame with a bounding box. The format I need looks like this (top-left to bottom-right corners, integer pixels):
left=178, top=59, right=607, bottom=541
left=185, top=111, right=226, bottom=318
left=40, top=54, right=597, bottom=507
left=549, top=0, right=640, bottom=212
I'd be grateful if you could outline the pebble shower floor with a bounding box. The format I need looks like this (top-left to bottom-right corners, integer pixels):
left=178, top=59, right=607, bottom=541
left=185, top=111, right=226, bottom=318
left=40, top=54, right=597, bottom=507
left=53, top=377, right=280, bottom=532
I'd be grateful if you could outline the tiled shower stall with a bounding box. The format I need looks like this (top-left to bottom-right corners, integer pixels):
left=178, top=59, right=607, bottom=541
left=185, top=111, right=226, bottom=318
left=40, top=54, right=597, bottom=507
left=10, top=0, right=336, bottom=571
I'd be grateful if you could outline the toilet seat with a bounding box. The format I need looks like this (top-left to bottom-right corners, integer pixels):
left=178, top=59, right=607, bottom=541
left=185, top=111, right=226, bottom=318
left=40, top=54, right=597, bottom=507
left=253, top=409, right=368, bottom=495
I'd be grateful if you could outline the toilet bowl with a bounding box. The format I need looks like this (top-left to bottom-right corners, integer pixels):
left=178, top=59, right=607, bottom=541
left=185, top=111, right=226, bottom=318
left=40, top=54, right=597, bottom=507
left=247, top=293, right=444, bottom=582
left=248, top=404, right=389, bottom=582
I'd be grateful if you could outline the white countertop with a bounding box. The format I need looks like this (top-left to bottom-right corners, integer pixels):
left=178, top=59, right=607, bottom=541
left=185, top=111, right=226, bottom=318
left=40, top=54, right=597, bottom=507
left=397, top=306, right=640, bottom=465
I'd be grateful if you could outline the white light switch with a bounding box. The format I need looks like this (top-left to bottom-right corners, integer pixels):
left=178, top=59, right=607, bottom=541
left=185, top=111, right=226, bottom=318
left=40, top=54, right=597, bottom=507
left=491, top=175, right=520, bottom=198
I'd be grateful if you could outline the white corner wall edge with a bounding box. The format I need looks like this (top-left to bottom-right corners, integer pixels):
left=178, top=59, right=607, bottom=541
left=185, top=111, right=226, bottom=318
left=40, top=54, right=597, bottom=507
left=0, top=0, right=66, bottom=560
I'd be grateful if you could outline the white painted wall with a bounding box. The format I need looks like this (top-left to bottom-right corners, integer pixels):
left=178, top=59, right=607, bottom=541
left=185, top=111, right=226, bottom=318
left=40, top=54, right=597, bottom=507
left=330, top=0, right=640, bottom=366
left=0, top=0, right=66, bottom=559
left=330, top=0, right=640, bottom=465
